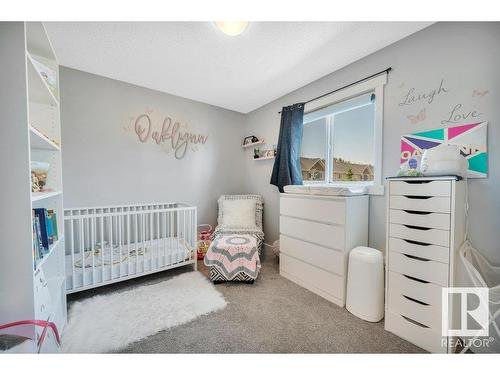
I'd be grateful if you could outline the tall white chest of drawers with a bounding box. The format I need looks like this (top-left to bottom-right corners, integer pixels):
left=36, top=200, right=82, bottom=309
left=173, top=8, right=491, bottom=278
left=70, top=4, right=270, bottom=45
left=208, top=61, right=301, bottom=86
left=385, top=176, right=466, bottom=353
left=279, top=193, right=369, bottom=307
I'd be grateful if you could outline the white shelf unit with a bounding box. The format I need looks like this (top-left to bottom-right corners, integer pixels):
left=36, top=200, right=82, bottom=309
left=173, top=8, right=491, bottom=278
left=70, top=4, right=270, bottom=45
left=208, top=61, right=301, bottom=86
left=0, top=22, right=66, bottom=353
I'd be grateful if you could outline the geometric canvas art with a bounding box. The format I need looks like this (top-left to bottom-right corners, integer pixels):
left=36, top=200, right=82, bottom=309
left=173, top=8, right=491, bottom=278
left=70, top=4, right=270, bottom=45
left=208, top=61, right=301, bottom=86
left=400, top=121, right=488, bottom=178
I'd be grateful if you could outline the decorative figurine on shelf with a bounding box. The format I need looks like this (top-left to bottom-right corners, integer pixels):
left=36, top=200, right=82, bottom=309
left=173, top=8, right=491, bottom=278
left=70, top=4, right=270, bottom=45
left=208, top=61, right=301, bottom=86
left=243, top=135, right=259, bottom=146
left=254, top=148, right=260, bottom=159
left=31, top=171, right=41, bottom=192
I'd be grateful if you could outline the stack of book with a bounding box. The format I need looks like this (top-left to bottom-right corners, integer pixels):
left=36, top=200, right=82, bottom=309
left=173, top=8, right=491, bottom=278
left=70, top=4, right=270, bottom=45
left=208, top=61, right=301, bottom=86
left=32, top=208, right=59, bottom=269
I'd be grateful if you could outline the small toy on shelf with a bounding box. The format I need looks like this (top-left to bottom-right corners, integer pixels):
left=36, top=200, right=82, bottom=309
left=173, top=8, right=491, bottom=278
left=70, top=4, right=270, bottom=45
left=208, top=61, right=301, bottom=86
left=242, top=135, right=260, bottom=146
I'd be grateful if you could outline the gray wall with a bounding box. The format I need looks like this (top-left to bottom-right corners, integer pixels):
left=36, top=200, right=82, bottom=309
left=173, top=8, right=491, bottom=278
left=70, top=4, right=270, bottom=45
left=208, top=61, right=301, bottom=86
left=244, top=22, right=500, bottom=262
left=60, top=67, right=246, bottom=226
left=61, top=22, right=500, bottom=263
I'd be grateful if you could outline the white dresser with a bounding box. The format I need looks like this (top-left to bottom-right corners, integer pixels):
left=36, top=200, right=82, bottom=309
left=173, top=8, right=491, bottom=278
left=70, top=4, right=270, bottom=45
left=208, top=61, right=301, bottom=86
left=279, top=193, right=369, bottom=307
left=384, top=176, right=466, bottom=353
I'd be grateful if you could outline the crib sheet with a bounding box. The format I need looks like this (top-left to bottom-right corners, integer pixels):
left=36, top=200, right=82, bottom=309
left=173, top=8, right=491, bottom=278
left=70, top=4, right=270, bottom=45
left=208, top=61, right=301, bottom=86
left=66, top=237, right=192, bottom=290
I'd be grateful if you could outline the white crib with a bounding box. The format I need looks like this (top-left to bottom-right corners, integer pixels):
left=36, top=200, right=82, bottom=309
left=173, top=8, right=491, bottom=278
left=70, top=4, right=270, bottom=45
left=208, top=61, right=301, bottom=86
left=64, top=203, right=197, bottom=293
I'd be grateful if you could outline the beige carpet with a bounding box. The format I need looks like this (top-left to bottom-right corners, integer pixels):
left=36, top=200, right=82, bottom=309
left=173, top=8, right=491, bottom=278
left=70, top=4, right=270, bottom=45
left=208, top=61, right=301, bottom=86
left=67, top=252, right=424, bottom=353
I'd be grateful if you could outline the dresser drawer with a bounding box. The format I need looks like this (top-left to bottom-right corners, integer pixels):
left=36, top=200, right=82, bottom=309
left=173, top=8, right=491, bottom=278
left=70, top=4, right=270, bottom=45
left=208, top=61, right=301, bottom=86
left=389, top=223, right=449, bottom=247
left=388, top=237, right=449, bottom=264
left=388, top=271, right=443, bottom=307
left=280, top=216, right=345, bottom=250
left=390, top=180, right=451, bottom=197
left=280, top=235, right=345, bottom=276
left=280, top=195, right=346, bottom=225
left=389, top=209, right=450, bottom=230
left=389, top=195, right=451, bottom=213
left=387, top=288, right=442, bottom=332
left=385, top=311, right=447, bottom=353
left=388, top=251, right=449, bottom=286
left=280, top=253, right=344, bottom=305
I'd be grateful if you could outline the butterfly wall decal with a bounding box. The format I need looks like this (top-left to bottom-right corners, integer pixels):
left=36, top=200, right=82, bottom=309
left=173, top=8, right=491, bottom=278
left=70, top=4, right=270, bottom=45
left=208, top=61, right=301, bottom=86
left=407, top=108, right=426, bottom=124
left=472, top=89, right=489, bottom=98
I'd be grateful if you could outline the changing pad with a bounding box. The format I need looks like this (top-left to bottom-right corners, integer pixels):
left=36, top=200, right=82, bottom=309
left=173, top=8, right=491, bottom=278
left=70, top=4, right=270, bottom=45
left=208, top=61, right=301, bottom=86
left=283, top=184, right=368, bottom=196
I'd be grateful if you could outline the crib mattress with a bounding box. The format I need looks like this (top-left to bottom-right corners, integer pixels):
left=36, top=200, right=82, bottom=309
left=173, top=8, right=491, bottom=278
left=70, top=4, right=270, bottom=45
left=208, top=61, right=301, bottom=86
left=66, top=237, right=193, bottom=291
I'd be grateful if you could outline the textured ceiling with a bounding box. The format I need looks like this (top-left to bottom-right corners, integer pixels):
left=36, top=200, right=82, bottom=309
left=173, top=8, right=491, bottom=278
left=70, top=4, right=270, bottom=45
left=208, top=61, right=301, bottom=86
left=45, top=22, right=432, bottom=113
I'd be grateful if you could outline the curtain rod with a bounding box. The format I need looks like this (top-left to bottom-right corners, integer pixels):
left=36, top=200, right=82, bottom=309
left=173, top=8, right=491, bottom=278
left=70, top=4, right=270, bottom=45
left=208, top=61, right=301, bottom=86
left=278, top=67, right=392, bottom=114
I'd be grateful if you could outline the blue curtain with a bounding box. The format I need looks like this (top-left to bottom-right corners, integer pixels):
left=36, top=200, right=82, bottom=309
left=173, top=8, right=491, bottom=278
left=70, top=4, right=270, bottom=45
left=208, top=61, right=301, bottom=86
left=270, top=103, right=305, bottom=192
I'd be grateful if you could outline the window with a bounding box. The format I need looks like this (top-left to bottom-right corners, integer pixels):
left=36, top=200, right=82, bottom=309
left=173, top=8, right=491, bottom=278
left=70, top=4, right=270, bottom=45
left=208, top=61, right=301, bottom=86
left=300, top=74, right=386, bottom=194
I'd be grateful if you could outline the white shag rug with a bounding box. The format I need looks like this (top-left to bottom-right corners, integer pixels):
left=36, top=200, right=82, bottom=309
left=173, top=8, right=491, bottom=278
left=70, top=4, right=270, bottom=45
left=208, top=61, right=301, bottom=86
left=62, top=271, right=227, bottom=353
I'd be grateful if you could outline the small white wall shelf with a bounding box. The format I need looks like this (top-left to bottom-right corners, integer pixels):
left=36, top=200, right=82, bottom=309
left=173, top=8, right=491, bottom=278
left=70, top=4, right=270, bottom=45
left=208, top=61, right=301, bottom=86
left=254, top=156, right=275, bottom=161
left=242, top=139, right=265, bottom=148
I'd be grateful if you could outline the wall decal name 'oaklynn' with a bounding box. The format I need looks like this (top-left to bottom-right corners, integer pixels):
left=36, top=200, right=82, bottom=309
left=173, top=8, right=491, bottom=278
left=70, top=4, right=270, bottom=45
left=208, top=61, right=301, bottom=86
left=133, top=114, right=208, bottom=159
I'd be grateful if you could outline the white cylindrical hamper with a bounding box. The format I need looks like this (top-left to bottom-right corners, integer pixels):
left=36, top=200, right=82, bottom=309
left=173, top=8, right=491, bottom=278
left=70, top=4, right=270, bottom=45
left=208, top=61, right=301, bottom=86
left=346, top=246, right=385, bottom=322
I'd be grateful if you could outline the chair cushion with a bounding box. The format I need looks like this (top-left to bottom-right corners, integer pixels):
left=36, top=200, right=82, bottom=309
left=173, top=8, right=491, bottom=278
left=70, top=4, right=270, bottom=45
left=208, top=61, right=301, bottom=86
left=217, top=195, right=263, bottom=231
left=222, top=199, right=256, bottom=229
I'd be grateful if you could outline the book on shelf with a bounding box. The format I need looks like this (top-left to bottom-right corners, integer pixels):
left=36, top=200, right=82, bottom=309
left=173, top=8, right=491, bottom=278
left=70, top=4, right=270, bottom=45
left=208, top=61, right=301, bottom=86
left=32, top=213, right=40, bottom=269
left=32, top=208, right=59, bottom=268
left=47, top=209, right=58, bottom=241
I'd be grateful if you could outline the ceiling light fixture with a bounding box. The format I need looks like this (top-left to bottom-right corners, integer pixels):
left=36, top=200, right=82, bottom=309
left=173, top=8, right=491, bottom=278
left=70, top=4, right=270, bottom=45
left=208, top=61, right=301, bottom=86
left=214, top=21, right=249, bottom=36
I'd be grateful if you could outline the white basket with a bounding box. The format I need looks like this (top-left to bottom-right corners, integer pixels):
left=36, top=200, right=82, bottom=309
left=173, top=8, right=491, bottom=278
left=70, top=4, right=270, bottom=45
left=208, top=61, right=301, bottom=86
left=459, top=241, right=500, bottom=353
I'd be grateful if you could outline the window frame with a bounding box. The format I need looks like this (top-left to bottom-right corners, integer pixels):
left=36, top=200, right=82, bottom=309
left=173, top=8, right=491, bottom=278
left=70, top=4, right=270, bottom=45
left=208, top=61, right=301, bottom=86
left=302, top=73, right=386, bottom=195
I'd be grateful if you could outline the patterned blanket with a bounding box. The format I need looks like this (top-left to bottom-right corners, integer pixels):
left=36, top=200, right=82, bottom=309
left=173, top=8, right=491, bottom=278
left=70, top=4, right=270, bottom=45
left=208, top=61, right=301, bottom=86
left=204, top=234, right=261, bottom=280
left=212, top=226, right=264, bottom=254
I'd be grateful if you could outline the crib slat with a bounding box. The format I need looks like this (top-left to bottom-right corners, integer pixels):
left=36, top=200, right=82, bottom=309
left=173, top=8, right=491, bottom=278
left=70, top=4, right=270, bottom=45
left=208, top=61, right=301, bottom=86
left=134, top=208, right=138, bottom=272
left=182, top=210, right=186, bottom=263
left=142, top=211, right=146, bottom=273
left=193, top=209, right=197, bottom=269
left=80, top=216, right=85, bottom=288
left=127, top=210, right=131, bottom=276
left=170, top=211, right=174, bottom=266
left=100, top=211, right=104, bottom=283
left=70, top=215, right=75, bottom=289
left=109, top=211, right=113, bottom=280
left=91, top=215, right=95, bottom=284
left=156, top=210, right=160, bottom=269
left=162, top=211, right=166, bottom=267
left=149, top=210, right=153, bottom=271
left=118, top=212, right=122, bottom=279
